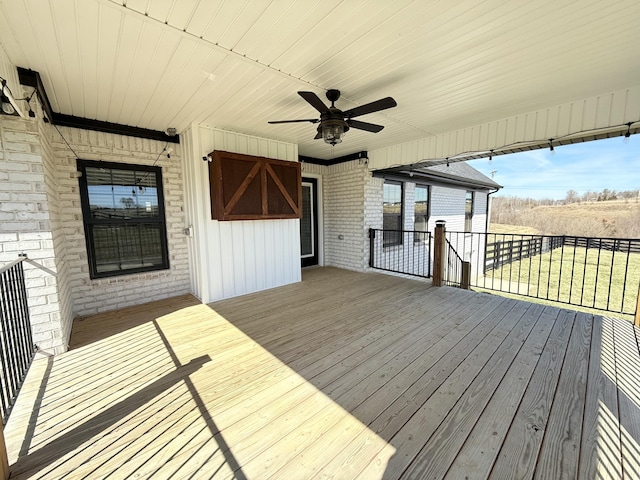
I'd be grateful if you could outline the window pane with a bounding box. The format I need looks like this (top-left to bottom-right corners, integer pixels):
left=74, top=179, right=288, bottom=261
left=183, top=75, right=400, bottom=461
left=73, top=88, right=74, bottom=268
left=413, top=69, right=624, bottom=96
left=93, top=224, right=164, bottom=274
left=383, top=182, right=402, bottom=205
left=383, top=182, right=403, bottom=246
left=465, top=191, right=473, bottom=231
left=86, top=166, right=160, bottom=220
left=79, top=159, right=169, bottom=278
left=415, top=186, right=428, bottom=215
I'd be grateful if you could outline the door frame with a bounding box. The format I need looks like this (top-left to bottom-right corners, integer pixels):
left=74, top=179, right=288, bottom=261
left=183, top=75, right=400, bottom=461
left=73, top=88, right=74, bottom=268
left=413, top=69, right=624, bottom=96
left=301, top=175, right=323, bottom=267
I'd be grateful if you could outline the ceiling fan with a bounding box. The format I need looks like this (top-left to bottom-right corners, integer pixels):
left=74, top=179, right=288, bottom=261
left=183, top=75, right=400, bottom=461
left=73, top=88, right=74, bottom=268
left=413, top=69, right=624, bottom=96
left=268, top=89, right=397, bottom=146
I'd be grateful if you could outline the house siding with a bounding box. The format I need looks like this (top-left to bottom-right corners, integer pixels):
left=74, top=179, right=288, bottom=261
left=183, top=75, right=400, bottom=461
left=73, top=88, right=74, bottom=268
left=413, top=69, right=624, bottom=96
left=182, top=124, right=301, bottom=303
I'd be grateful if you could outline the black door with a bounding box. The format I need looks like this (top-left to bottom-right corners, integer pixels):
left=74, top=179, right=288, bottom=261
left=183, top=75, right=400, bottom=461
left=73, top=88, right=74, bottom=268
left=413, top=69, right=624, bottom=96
left=300, top=177, right=319, bottom=267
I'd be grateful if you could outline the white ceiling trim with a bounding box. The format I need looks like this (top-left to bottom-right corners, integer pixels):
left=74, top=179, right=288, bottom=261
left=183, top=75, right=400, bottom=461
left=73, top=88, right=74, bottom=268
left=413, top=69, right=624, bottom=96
left=369, top=85, right=640, bottom=170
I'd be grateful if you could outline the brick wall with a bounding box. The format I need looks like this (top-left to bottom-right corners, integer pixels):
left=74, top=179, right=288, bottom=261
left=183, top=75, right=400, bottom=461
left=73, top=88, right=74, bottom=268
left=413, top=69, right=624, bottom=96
left=49, top=126, right=191, bottom=317
left=0, top=115, right=70, bottom=353
left=323, top=160, right=368, bottom=271
left=0, top=114, right=190, bottom=353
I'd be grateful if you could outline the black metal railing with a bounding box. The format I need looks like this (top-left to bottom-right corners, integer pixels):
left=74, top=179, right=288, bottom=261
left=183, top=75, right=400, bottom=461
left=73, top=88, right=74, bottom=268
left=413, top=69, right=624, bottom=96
left=369, top=228, right=431, bottom=278
left=0, top=256, right=37, bottom=422
left=443, top=239, right=464, bottom=287
left=446, top=231, right=640, bottom=316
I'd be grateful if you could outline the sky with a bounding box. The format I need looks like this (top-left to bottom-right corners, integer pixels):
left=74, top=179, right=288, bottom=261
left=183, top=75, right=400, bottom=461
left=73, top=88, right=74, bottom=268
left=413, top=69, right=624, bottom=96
left=469, top=136, right=640, bottom=200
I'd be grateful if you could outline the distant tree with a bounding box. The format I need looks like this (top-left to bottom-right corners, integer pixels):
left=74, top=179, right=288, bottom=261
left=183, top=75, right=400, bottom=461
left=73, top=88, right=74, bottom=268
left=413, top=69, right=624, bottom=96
left=565, top=189, right=579, bottom=204
left=120, top=197, right=135, bottom=209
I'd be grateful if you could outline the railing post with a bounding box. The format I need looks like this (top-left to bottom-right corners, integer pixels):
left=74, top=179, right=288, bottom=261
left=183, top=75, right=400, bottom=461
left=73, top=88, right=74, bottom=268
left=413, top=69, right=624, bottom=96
left=368, top=228, right=375, bottom=268
left=461, top=261, right=471, bottom=290
left=433, top=220, right=446, bottom=286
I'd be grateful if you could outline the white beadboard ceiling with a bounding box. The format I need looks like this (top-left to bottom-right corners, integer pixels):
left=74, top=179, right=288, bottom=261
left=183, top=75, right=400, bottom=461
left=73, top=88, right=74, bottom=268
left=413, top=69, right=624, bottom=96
left=1, top=0, right=639, bottom=159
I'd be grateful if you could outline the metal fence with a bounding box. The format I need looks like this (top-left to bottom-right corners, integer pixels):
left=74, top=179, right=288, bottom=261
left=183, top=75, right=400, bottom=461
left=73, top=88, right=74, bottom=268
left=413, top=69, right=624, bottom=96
left=443, top=239, right=464, bottom=287
left=0, top=257, right=37, bottom=422
left=447, top=231, right=640, bottom=316
left=369, top=229, right=432, bottom=278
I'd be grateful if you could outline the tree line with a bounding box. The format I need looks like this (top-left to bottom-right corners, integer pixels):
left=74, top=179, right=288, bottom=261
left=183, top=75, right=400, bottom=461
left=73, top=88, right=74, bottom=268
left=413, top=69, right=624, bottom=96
left=491, top=189, right=640, bottom=238
left=564, top=188, right=640, bottom=204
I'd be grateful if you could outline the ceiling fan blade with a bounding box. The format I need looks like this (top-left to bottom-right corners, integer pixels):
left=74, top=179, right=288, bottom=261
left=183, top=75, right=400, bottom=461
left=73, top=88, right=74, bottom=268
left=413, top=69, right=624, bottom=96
left=342, top=97, right=397, bottom=118
left=268, top=119, right=319, bottom=124
left=298, top=91, right=331, bottom=114
left=347, top=119, right=385, bottom=133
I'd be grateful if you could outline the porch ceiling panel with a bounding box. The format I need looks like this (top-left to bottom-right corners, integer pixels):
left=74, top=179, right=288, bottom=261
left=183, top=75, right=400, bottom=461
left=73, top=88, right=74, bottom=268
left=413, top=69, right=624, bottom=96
left=1, top=0, right=639, bottom=159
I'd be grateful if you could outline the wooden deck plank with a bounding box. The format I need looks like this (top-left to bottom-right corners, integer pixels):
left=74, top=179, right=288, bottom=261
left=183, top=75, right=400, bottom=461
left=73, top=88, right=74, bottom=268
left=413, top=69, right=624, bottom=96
left=533, top=312, right=593, bottom=480
left=358, top=300, right=542, bottom=479
left=577, top=315, right=624, bottom=479
left=256, top=295, right=511, bottom=479
left=2, top=267, right=633, bottom=480
left=442, top=306, right=561, bottom=480
left=397, top=303, right=549, bottom=479
left=488, top=309, right=576, bottom=480
left=611, top=316, right=640, bottom=479
left=216, top=293, right=499, bottom=478
left=299, top=295, right=512, bottom=480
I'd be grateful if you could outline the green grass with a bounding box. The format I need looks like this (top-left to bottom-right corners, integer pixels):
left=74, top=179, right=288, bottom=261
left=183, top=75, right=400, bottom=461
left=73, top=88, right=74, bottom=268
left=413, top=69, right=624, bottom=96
left=475, top=246, right=640, bottom=321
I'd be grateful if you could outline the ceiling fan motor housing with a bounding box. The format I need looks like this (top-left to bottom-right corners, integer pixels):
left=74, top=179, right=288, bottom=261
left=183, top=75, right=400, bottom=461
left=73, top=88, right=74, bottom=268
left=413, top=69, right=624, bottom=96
left=326, top=89, right=341, bottom=105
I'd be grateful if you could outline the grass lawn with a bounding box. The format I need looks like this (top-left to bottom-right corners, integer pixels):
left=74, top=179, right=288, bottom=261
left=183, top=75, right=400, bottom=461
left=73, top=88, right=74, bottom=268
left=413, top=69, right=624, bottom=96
left=475, top=245, right=640, bottom=321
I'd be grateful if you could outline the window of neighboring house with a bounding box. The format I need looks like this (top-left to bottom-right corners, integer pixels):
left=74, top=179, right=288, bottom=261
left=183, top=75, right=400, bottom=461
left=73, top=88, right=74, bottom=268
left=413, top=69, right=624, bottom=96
left=414, top=185, right=429, bottom=242
left=77, top=159, right=170, bottom=279
left=383, top=181, right=403, bottom=246
left=465, top=190, right=474, bottom=232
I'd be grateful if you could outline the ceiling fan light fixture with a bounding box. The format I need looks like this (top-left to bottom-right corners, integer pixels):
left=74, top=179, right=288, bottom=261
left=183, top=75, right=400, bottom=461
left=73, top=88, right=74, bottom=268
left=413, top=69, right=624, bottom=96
left=322, top=120, right=346, bottom=146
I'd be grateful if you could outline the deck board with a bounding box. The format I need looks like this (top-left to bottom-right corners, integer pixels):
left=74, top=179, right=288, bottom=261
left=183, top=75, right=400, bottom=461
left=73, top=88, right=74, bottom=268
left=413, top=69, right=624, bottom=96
left=4, top=267, right=639, bottom=479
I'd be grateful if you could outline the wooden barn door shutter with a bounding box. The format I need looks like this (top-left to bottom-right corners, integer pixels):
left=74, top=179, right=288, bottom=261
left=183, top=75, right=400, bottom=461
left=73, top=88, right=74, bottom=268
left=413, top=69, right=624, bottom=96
left=209, top=151, right=301, bottom=221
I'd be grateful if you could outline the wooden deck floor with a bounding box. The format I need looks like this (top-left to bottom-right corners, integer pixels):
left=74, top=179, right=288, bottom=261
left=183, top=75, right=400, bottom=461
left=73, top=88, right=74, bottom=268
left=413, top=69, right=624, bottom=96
left=5, top=267, right=640, bottom=479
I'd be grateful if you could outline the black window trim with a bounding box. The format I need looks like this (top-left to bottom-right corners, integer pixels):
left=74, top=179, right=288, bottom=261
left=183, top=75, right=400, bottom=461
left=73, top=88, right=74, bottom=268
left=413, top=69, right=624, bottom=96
left=77, top=159, right=170, bottom=279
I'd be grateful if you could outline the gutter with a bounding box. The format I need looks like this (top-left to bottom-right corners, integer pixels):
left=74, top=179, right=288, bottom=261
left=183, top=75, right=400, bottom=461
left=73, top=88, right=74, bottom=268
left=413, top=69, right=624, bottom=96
left=486, top=187, right=500, bottom=233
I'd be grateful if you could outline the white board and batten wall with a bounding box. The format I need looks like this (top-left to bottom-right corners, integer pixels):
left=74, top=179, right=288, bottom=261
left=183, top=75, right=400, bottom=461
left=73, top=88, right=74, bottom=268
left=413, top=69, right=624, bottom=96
left=182, top=124, right=301, bottom=304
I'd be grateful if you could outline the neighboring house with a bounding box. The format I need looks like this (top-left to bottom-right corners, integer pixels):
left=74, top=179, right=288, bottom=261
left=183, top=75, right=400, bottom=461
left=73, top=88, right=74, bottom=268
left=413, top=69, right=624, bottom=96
left=368, top=162, right=501, bottom=276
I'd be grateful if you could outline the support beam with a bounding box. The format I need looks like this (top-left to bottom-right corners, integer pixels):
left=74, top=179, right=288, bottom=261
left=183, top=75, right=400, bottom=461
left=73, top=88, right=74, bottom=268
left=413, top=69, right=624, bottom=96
left=461, top=261, right=471, bottom=290
left=432, top=221, right=446, bottom=287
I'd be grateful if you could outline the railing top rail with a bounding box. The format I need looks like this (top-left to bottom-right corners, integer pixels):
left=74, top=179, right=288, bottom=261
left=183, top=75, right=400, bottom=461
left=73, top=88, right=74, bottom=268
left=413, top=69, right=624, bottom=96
left=446, top=231, right=640, bottom=243
left=370, top=228, right=430, bottom=234
left=0, top=256, right=26, bottom=276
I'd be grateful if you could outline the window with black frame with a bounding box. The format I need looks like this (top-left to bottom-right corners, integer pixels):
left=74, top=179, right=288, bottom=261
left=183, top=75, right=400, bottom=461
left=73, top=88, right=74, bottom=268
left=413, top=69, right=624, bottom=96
left=414, top=185, right=429, bottom=242
left=465, top=190, right=474, bottom=232
left=77, top=159, right=170, bottom=279
left=383, top=181, right=403, bottom=246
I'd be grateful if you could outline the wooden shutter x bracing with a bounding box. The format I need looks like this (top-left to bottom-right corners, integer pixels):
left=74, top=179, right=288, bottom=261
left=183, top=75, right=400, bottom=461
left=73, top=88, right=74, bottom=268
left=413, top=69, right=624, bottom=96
left=209, top=150, right=302, bottom=221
